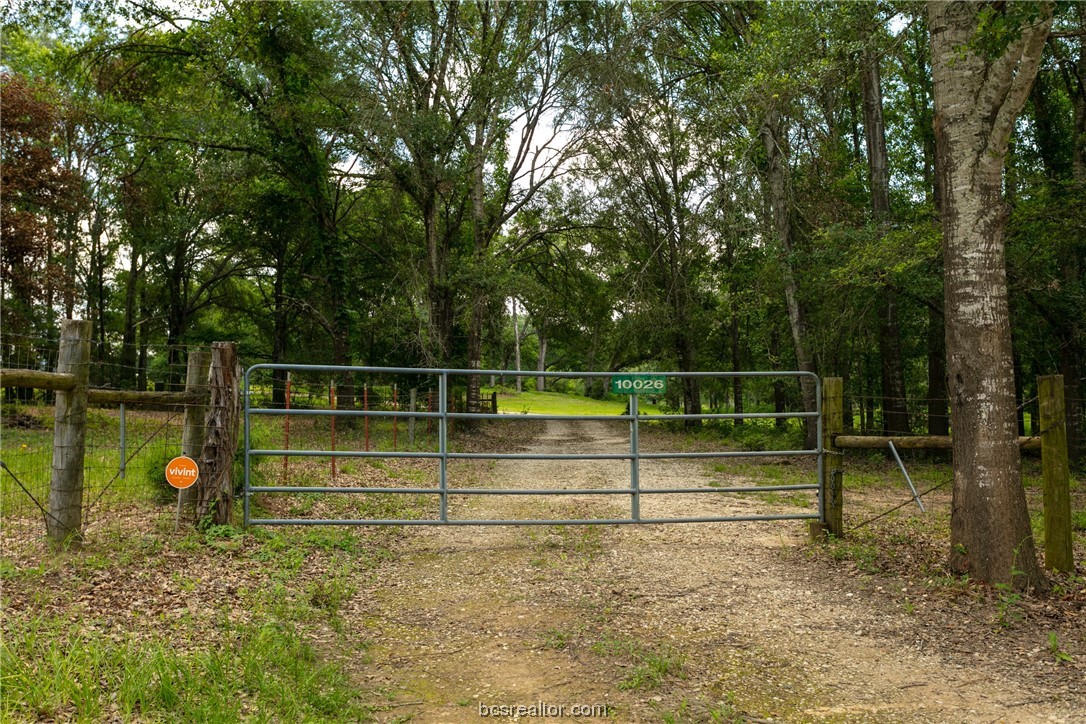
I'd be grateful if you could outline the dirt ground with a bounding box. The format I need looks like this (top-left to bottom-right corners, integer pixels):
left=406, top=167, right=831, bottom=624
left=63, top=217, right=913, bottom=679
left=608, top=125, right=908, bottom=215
left=347, top=419, right=1086, bottom=723
left=3, top=419, right=1083, bottom=723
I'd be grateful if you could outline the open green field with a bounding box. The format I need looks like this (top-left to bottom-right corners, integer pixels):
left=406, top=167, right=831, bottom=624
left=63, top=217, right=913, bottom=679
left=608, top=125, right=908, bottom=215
left=489, top=388, right=664, bottom=416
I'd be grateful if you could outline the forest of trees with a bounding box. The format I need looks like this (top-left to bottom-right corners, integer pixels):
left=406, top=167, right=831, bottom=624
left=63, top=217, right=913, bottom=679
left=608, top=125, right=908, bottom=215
left=2, top=3, right=1083, bottom=509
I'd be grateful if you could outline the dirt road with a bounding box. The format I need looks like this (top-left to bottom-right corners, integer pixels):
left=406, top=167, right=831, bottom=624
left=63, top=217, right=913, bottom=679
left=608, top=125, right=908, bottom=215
left=347, top=420, right=1084, bottom=722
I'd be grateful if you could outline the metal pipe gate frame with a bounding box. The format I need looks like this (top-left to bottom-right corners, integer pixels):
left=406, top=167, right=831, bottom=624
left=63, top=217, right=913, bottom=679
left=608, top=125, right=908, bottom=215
left=243, top=366, right=824, bottom=528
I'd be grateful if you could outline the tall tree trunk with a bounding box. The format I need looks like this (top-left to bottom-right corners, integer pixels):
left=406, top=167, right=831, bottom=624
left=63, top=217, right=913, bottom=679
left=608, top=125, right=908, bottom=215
left=731, top=311, right=743, bottom=425
left=927, top=306, right=949, bottom=435
left=930, top=0, right=1052, bottom=590
left=120, top=250, right=141, bottom=389
left=423, top=197, right=454, bottom=365
left=512, top=298, right=522, bottom=393
left=1067, top=17, right=1085, bottom=467
left=862, top=35, right=910, bottom=437
left=769, top=327, right=788, bottom=432
left=137, top=287, right=149, bottom=392
left=312, top=205, right=355, bottom=414
left=877, top=295, right=910, bottom=434
left=86, top=208, right=108, bottom=386
left=677, top=329, right=701, bottom=427
left=536, top=325, right=547, bottom=393
left=271, top=255, right=289, bottom=408
left=762, top=112, right=817, bottom=447
left=466, top=119, right=488, bottom=415
left=466, top=299, right=485, bottom=413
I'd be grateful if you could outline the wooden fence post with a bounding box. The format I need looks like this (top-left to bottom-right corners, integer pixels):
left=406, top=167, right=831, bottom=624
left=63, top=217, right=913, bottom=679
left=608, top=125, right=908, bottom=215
left=1038, top=375, right=1073, bottom=572
left=179, top=348, right=211, bottom=514
left=195, top=343, right=240, bottom=526
left=409, top=387, right=417, bottom=448
left=812, top=376, right=844, bottom=540
left=47, top=320, right=92, bottom=545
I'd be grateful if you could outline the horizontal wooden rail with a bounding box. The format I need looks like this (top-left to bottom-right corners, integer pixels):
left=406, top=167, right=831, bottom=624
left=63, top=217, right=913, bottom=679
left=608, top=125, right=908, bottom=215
left=0, top=368, right=77, bottom=391
left=2, top=369, right=203, bottom=406
left=86, top=389, right=204, bottom=406
left=834, top=434, right=1041, bottom=450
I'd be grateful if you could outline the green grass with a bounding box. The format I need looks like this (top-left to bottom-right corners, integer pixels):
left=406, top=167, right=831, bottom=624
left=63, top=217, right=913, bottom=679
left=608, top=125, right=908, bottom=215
left=1, top=615, right=371, bottom=722
left=0, top=517, right=415, bottom=722
left=0, top=401, right=442, bottom=521
left=490, top=389, right=662, bottom=416
left=591, top=634, right=686, bottom=691
left=2, top=406, right=182, bottom=512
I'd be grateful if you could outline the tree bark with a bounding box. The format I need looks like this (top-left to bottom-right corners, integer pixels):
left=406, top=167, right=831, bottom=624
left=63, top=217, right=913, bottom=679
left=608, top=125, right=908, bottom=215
left=930, top=0, right=1052, bottom=589
left=536, top=325, right=547, bottom=393
left=762, top=112, right=817, bottom=446
left=195, top=342, right=241, bottom=526
left=512, top=298, right=523, bottom=393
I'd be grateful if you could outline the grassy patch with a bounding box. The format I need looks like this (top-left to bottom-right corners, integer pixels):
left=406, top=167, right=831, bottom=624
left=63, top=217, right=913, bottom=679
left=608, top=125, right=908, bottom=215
left=491, top=389, right=662, bottom=416
left=0, top=474, right=433, bottom=722
left=1, top=616, right=371, bottom=722
left=591, top=634, right=686, bottom=691
left=659, top=695, right=745, bottom=724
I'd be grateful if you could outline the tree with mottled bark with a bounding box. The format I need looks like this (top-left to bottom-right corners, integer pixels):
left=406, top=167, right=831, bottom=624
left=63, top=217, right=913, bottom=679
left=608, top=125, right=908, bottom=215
left=930, top=0, right=1053, bottom=589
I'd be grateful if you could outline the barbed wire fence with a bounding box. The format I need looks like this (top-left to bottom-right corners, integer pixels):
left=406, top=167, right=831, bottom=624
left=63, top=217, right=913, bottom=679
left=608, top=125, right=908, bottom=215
left=1, top=332, right=194, bottom=538
left=1, top=340, right=454, bottom=541
left=846, top=390, right=1085, bottom=466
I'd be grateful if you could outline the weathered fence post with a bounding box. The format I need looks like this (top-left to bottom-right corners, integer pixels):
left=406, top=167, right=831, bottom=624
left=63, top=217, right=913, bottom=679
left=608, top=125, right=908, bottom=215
left=812, top=376, right=844, bottom=540
left=195, top=342, right=240, bottom=526
left=1038, top=375, right=1073, bottom=572
left=47, top=320, right=92, bottom=545
left=179, top=348, right=211, bottom=514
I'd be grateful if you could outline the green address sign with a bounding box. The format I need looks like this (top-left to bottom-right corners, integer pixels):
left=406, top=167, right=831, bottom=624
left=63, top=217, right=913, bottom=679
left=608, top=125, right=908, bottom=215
left=611, top=374, right=667, bottom=395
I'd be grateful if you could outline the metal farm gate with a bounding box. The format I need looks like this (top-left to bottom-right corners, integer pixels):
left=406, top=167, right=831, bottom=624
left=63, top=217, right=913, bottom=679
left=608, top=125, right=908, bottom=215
left=242, top=366, right=824, bottom=528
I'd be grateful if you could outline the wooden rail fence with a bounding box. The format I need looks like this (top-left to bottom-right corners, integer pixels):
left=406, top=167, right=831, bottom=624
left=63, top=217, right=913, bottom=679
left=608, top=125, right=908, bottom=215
left=820, top=376, right=1075, bottom=572
left=0, top=320, right=238, bottom=546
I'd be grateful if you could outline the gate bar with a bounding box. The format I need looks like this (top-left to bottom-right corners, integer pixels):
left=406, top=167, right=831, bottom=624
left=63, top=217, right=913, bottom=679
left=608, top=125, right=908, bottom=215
left=248, top=484, right=818, bottom=496
left=248, top=513, right=821, bottom=526
left=248, top=449, right=818, bottom=460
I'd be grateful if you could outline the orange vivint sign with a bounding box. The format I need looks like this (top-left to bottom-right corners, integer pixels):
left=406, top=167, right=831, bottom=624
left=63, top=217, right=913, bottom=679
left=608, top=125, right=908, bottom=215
left=165, top=456, right=199, bottom=489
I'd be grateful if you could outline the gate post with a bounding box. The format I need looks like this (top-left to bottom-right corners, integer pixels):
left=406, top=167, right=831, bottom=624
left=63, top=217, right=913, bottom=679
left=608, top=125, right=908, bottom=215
left=47, top=319, right=92, bottom=546
left=195, top=342, right=241, bottom=526
left=1038, top=375, right=1073, bottom=571
left=811, top=377, right=843, bottom=539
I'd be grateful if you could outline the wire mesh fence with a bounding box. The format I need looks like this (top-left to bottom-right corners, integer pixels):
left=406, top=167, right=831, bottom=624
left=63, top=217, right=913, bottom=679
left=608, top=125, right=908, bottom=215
left=1, top=334, right=195, bottom=535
